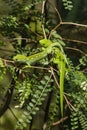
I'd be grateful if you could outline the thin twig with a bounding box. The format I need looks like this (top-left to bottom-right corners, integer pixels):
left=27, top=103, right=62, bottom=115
left=1, top=58, right=15, bottom=66
left=61, top=22, right=87, bottom=28
left=46, top=0, right=62, bottom=39
left=47, top=0, right=62, bottom=23
left=62, top=37, right=87, bottom=45
left=48, top=4, right=87, bottom=38
left=64, top=95, right=76, bottom=111
left=65, top=47, right=87, bottom=56
left=49, top=21, right=87, bottom=38
left=54, top=7, right=62, bottom=23
left=53, top=116, right=68, bottom=126
left=48, top=23, right=61, bottom=39
left=8, top=106, right=18, bottom=121
left=50, top=66, right=60, bottom=89
left=23, top=65, right=50, bottom=71
left=42, top=0, right=47, bottom=38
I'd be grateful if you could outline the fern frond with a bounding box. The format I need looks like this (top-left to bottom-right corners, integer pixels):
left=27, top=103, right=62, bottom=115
left=62, top=0, right=73, bottom=10
left=15, top=74, right=53, bottom=130
left=78, top=111, right=87, bottom=130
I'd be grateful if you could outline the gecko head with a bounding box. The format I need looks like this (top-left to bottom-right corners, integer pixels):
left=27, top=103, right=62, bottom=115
left=39, top=38, right=52, bottom=47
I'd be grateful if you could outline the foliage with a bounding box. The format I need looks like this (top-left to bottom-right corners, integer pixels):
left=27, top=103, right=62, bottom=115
left=64, top=61, right=87, bottom=130
left=62, top=0, right=73, bottom=10
left=16, top=74, right=54, bottom=129
left=0, top=0, right=87, bottom=130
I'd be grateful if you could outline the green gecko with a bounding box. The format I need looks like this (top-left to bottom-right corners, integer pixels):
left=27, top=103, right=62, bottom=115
left=13, top=38, right=67, bottom=117
left=13, top=44, right=51, bottom=65
left=13, top=39, right=66, bottom=65
left=40, top=39, right=67, bottom=117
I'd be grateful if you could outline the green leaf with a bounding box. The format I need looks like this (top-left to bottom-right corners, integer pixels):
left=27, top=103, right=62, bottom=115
left=32, top=111, right=36, bottom=115
left=23, top=111, right=28, bottom=116
left=43, top=93, right=47, bottom=97
left=31, top=99, right=36, bottom=103
left=40, top=80, right=46, bottom=85
left=28, top=115, right=32, bottom=120
left=52, top=31, right=62, bottom=39
left=29, top=102, right=34, bottom=107
left=26, top=119, right=31, bottom=123
left=58, top=39, right=65, bottom=46
left=27, top=106, right=31, bottom=111
left=44, top=76, right=49, bottom=80
left=22, top=122, right=27, bottom=127
left=38, top=85, right=43, bottom=89
left=35, top=107, right=39, bottom=111
left=40, top=97, right=45, bottom=101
